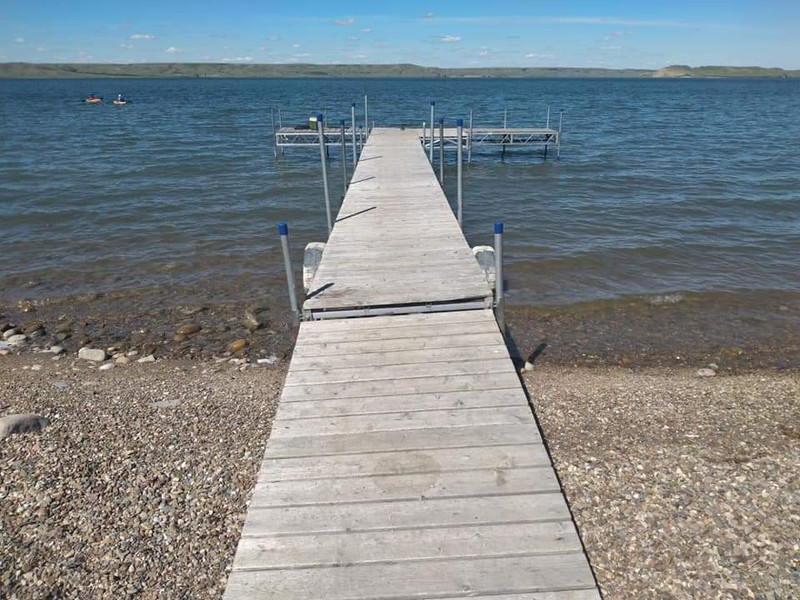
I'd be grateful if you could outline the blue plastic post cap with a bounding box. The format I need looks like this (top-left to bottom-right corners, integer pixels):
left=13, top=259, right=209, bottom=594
left=341, top=119, right=346, bottom=126
left=317, top=113, right=323, bottom=121
left=457, top=119, right=463, bottom=127
left=278, top=222, right=288, bottom=235
left=351, top=102, right=356, bottom=107
left=431, top=100, right=435, bottom=105
left=439, top=117, right=444, bottom=124
left=494, top=222, right=504, bottom=234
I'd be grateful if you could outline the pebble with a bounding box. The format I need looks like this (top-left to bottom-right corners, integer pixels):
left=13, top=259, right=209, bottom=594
left=256, top=355, right=280, bottom=365
left=0, top=349, right=10, bottom=356
left=17, top=299, right=36, bottom=312
left=176, top=323, right=202, bottom=336
left=227, top=339, right=247, bottom=354
left=696, top=367, right=717, bottom=378
left=55, top=321, right=73, bottom=333
left=115, top=356, right=130, bottom=365
left=7, top=334, right=28, bottom=347
left=0, top=413, right=49, bottom=440
left=242, top=310, right=261, bottom=332
left=50, top=346, right=65, bottom=355
left=173, top=334, right=188, bottom=343
left=137, top=355, right=156, bottom=364
left=99, top=363, right=115, bottom=371
left=30, top=364, right=42, bottom=371
left=22, top=322, right=45, bottom=337
left=707, top=363, right=719, bottom=371
left=522, top=361, right=535, bottom=372
left=78, top=348, right=107, bottom=362
left=126, top=350, right=139, bottom=357
left=2, top=328, right=19, bottom=340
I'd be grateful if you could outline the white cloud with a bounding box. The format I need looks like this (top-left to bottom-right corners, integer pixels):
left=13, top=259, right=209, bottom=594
left=361, top=27, right=372, bottom=33
left=334, top=18, right=355, bottom=27
left=129, top=34, right=155, bottom=40
left=347, top=35, right=359, bottom=41
left=525, top=53, right=554, bottom=59
left=120, top=43, right=134, bottom=49
left=294, top=52, right=312, bottom=58
left=221, top=56, right=255, bottom=62
left=440, top=35, right=461, bottom=43
left=14, top=37, right=26, bottom=43
left=165, top=46, right=181, bottom=54
left=422, top=12, right=435, bottom=18
left=600, top=45, right=622, bottom=51
left=292, top=43, right=301, bottom=48
left=479, top=46, right=489, bottom=56
left=352, top=53, right=368, bottom=59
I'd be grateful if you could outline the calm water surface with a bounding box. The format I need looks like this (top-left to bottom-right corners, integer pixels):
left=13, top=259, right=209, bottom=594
left=1, top=78, right=798, bottom=308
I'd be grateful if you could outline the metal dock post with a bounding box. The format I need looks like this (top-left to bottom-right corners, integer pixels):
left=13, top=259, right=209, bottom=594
left=456, top=118, right=463, bottom=228
left=317, top=114, right=332, bottom=235
left=468, top=109, right=474, bottom=164
left=438, top=117, right=445, bottom=184
left=340, top=120, right=348, bottom=195
left=350, top=103, right=358, bottom=166
left=494, top=221, right=506, bottom=334
left=557, top=110, right=564, bottom=160
left=429, top=101, right=435, bottom=163
left=270, top=108, right=277, bottom=159
left=278, top=222, right=299, bottom=327
left=364, top=95, right=369, bottom=138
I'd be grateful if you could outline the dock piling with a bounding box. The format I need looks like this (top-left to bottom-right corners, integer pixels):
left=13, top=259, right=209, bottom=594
left=317, top=114, right=333, bottom=235
left=494, top=221, right=506, bottom=334
left=429, top=101, right=435, bottom=163
left=546, top=106, right=551, bottom=129
left=557, top=110, right=564, bottom=160
left=340, top=120, right=348, bottom=196
left=503, top=109, right=508, bottom=129
left=270, top=108, right=277, bottom=159
left=350, top=103, right=358, bottom=166
left=278, top=222, right=300, bottom=327
left=438, top=117, right=445, bottom=184
left=277, top=108, right=284, bottom=154
left=456, top=118, right=463, bottom=228
left=468, top=109, right=474, bottom=164
left=364, top=95, right=369, bottom=138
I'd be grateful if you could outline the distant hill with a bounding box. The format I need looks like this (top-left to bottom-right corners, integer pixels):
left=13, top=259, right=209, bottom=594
left=0, top=62, right=797, bottom=79
left=647, top=64, right=798, bottom=78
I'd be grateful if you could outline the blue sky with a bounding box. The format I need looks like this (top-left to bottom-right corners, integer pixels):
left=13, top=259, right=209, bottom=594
left=2, top=1, right=798, bottom=68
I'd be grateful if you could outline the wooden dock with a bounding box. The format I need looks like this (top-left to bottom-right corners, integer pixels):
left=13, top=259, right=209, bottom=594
left=224, top=128, right=599, bottom=599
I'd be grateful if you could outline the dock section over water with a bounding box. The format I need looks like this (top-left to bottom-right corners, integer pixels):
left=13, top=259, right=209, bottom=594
left=303, top=128, right=492, bottom=319
left=224, top=125, right=599, bottom=599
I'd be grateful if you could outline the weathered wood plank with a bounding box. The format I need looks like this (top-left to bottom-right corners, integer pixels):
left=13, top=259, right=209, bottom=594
left=284, top=358, right=511, bottom=387
left=223, top=553, right=596, bottom=600
left=280, top=371, right=524, bottom=402
left=232, top=521, right=582, bottom=571
left=259, top=444, right=550, bottom=481
left=270, top=406, right=533, bottom=438
left=274, top=388, right=526, bottom=419
left=294, top=320, right=499, bottom=345
left=263, top=423, right=542, bottom=458
left=249, top=466, right=559, bottom=507
left=291, top=332, right=503, bottom=357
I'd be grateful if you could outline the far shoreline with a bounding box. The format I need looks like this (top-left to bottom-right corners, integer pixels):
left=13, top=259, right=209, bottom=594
left=1, top=62, right=798, bottom=80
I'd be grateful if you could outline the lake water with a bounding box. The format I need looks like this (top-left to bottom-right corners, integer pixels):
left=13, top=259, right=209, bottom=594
left=1, top=78, right=798, bottom=310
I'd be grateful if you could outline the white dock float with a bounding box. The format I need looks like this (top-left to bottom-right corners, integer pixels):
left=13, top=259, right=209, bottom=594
left=223, top=126, right=599, bottom=599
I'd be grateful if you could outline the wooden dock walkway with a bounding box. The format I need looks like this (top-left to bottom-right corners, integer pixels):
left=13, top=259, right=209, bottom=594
left=223, top=128, right=599, bottom=599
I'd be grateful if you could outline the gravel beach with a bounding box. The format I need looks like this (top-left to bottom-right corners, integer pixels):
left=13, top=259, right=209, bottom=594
left=1, top=353, right=798, bottom=598
left=0, top=354, right=284, bottom=599
left=525, top=366, right=800, bottom=599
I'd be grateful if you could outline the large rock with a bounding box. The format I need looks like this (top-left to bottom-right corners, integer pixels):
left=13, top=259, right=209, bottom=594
left=1, top=413, right=49, bottom=440
left=2, top=328, right=18, bottom=340
left=7, top=334, right=27, bottom=346
left=78, top=347, right=107, bottom=362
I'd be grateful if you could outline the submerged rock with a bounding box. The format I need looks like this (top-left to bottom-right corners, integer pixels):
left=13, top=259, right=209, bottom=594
left=78, top=347, right=107, bottom=362
left=696, top=368, right=717, bottom=378
left=176, top=323, right=202, bottom=336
